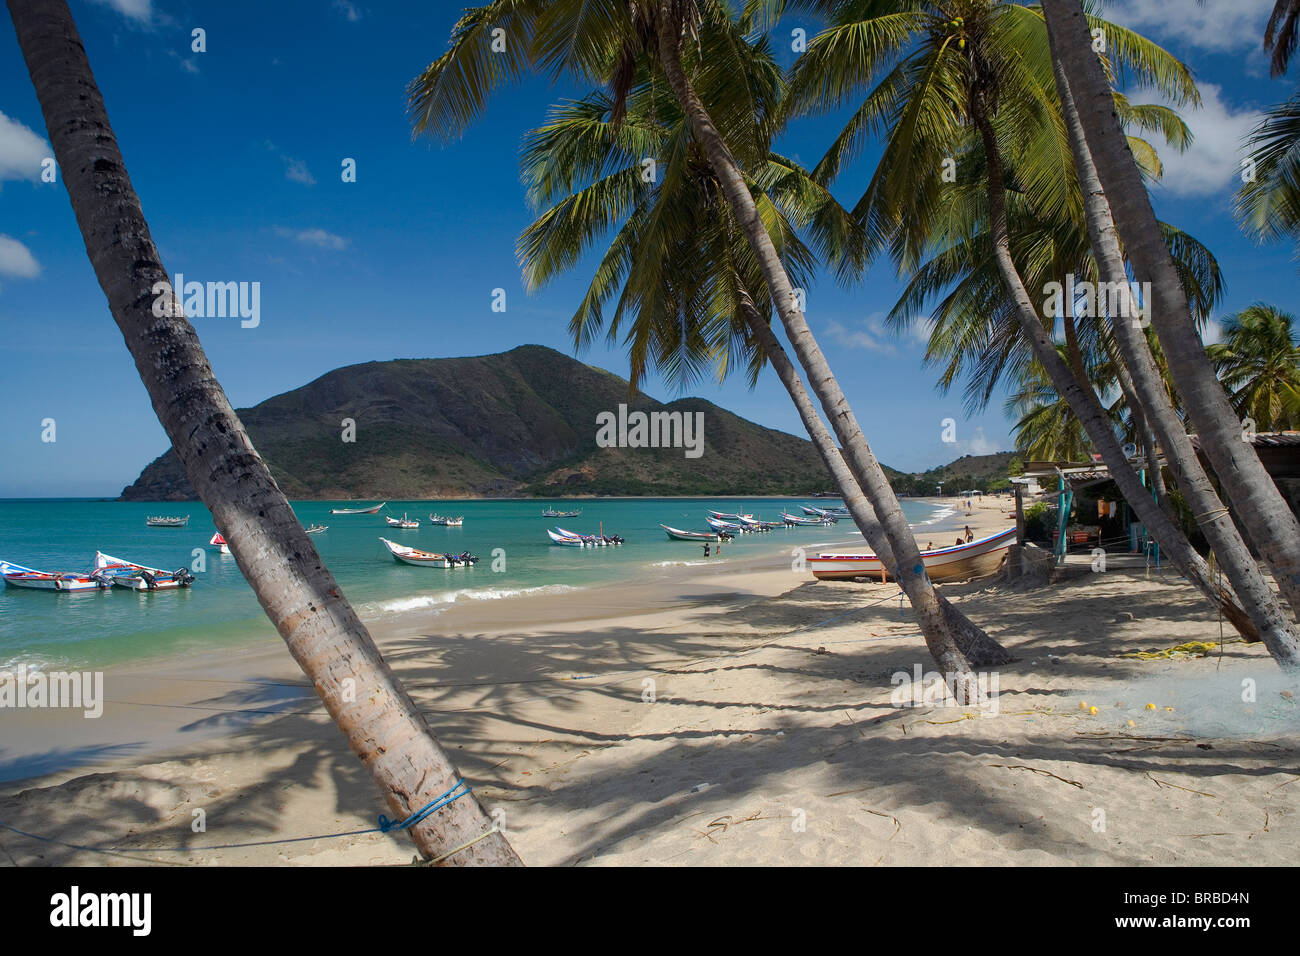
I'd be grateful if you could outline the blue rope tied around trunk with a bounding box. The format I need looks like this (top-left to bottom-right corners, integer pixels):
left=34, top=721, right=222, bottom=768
left=378, top=779, right=470, bottom=833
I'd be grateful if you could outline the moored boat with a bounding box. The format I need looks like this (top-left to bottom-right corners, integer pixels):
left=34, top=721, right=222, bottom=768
left=661, top=525, right=720, bottom=542
left=547, top=528, right=585, bottom=547
left=209, top=532, right=231, bottom=554
left=541, top=508, right=582, bottom=518
left=807, top=527, right=1017, bottom=582
left=94, top=552, right=196, bottom=591
left=1, top=560, right=113, bottom=592
left=305, top=524, right=328, bottom=534
left=555, top=526, right=623, bottom=546
left=146, top=515, right=189, bottom=527
left=428, top=514, right=464, bottom=526
left=380, top=537, right=476, bottom=567
left=330, top=502, right=386, bottom=515
left=705, top=515, right=743, bottom=533
left=781, top=511, right=832, bottom=526
left=385, top=514, right=420, bottom=529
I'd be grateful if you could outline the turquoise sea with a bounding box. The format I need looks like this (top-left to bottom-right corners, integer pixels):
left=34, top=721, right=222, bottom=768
left=0, top=497, right=947, bottom=671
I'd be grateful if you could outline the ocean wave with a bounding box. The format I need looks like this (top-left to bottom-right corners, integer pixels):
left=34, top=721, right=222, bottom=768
left=361, top=584, right=580, bottom=617
left=649, top=559, right=716, bottom=567
left=917, top=505, right=956, bottom=526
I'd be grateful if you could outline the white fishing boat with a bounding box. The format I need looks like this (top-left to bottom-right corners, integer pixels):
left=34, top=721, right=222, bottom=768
left=0, top=560, right=112, bottom=592
left=782, top=511, right=831, bottom=526
left=428, top=514, right=464, bottom=527
left=705, top=515, right=744, bottom=532
left=209, top=532, right=231, bottom=554
left=379, top=537, right=476, bottom=567
left=330, top=502, right=386, bottom=515
left=547, top=528, right=585, bottom=547
left=94, top=552, right=196, bottom=591
left=305, top=525, right=328, bottom=534
left=385, top=514, right=420, bottom=529
left=541, top=508, right=582, bottom=518
left=554, top=526, right=623, bottom=546
left=661, top=525, right=719, bottom=542
left=807, top=528, right=1017, bottom=582
left=146, top=515, right=189, bottom=527
left=708, top=510, right=754, bottom=522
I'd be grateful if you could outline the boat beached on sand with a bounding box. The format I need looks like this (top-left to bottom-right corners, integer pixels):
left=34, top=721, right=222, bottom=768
left=380, top=537, right=477, bottom=567
left=807, top=528, right=1017, bottom=582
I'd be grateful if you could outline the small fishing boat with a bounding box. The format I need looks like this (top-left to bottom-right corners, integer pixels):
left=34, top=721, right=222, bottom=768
left=705, top=515, right=744, bottom=533
left=807, top=527, right=1017, bottom=582
left=146, top=515, right=189, bottom=528
left=662, top=525, right=720, bottom=542
left=708, top=510, right=754, bottom=522
left=554, top=526, right=623, bottom=546
left=541, top=508, right=582, bottom=518
left=780, top=512, right=832, bottom=528
left=385, top=514, right=420, bottom=529
left=428, top=514, right=464, bottom=527
left=209, top=532, right=231, bottom=555
left=305, top=524, right=328, bottom=534
left=0, top=560, right=113, bottom=591
left=547, top=528, right=585, bottom=547
left=94, top=552, right=196, bottom=591
left=380, top=537, right=477, bottom=567
left=330, top=502, right=386, bottom=515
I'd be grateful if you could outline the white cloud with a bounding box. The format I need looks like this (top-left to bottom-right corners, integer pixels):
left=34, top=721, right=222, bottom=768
left=1148, top=83, right=1261, bottom=198
left=88, top=0, right=154, bottom=25
left=0, top=235, right=40, bottom=280
left=0, top=112, right=50, bottom=184
left=265, top=141, right=316, bottom=185
left=822, top=311, right=901, bottom=354
left=275, top=227, right=348, bottom=250
left=1105, top=0, right=1273, bottom=54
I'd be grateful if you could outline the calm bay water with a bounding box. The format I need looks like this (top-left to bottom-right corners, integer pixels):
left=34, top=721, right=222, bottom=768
left=0, top=497, right=946, bottom=670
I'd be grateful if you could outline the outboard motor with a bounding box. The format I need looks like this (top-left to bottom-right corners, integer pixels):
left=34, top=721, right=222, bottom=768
left=140, top=569, right=157, bottom=590
left=89, top=568, right=113, bottom=589
left=174, top=568, right=196, bottom=587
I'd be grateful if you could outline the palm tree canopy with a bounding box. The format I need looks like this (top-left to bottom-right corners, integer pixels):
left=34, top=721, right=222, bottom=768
left=1208, top=302, right=1300, bottom=431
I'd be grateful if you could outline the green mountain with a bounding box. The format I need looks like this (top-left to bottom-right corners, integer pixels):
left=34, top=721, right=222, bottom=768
left=121, top=345, right=845, bottom=500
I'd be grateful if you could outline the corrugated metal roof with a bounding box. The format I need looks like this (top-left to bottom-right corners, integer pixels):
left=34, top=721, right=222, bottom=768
left=1190, top=431, right=1300, bottom=449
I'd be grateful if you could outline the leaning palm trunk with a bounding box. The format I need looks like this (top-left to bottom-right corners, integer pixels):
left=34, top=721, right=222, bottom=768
left=1041, top=0, right=1300, bottom=620
left=1049, top=54, right=1300, bottom=663
left=655, top=6, right=983, bottom=699
left=739, top=295, right=1013, bottom=667
left=969, top=93, right=1264, bottom=645
left=9, top=0, right=520, bottom=864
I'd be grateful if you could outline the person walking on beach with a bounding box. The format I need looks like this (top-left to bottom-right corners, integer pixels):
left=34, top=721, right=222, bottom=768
left=964, top=525, right=974, bottom=543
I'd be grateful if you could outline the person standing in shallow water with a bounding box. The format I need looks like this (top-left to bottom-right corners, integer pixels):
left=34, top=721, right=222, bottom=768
left=964, top=526, right=974, bottom=543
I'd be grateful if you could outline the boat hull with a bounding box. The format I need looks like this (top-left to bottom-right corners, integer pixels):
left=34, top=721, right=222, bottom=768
left=662, top=524, right=719, bottom=542
left=331, top=502, right=386, bottom=514
left=807, top=528, right=1017, bottom=582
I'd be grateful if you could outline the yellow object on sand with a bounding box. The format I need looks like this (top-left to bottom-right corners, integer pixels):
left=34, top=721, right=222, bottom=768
left=1146, top=703, right=1156, bottom=710
left=1121, top=640, right=1219, bottom=660
left=1089, top=706, right=1099, bottom=715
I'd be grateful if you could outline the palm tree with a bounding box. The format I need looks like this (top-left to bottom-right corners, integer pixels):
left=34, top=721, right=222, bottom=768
left=1041, top=0, right=1300, bottom=626
left=1209, top=303, right=1300, bottom=431
left=1266, top=0, right=1300, bottom=77
left=518, top=71, right=1010, bottom=664
left=1046, top=44, right=1300, bottom=659
left=7, top=0, right=520, bottom=865
left=784, top=0, right=1287, bottom=650
left=412, top=0, right=1004, bottom=695
left=1237, top=94, right=1300, bottom=259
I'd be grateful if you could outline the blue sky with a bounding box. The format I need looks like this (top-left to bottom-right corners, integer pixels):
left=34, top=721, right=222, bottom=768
left=0, top=0, right=1296, bottom=497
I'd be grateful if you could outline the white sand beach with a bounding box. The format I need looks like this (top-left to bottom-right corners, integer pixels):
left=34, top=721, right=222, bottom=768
left=1, top=498, right=1295, bottom=866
